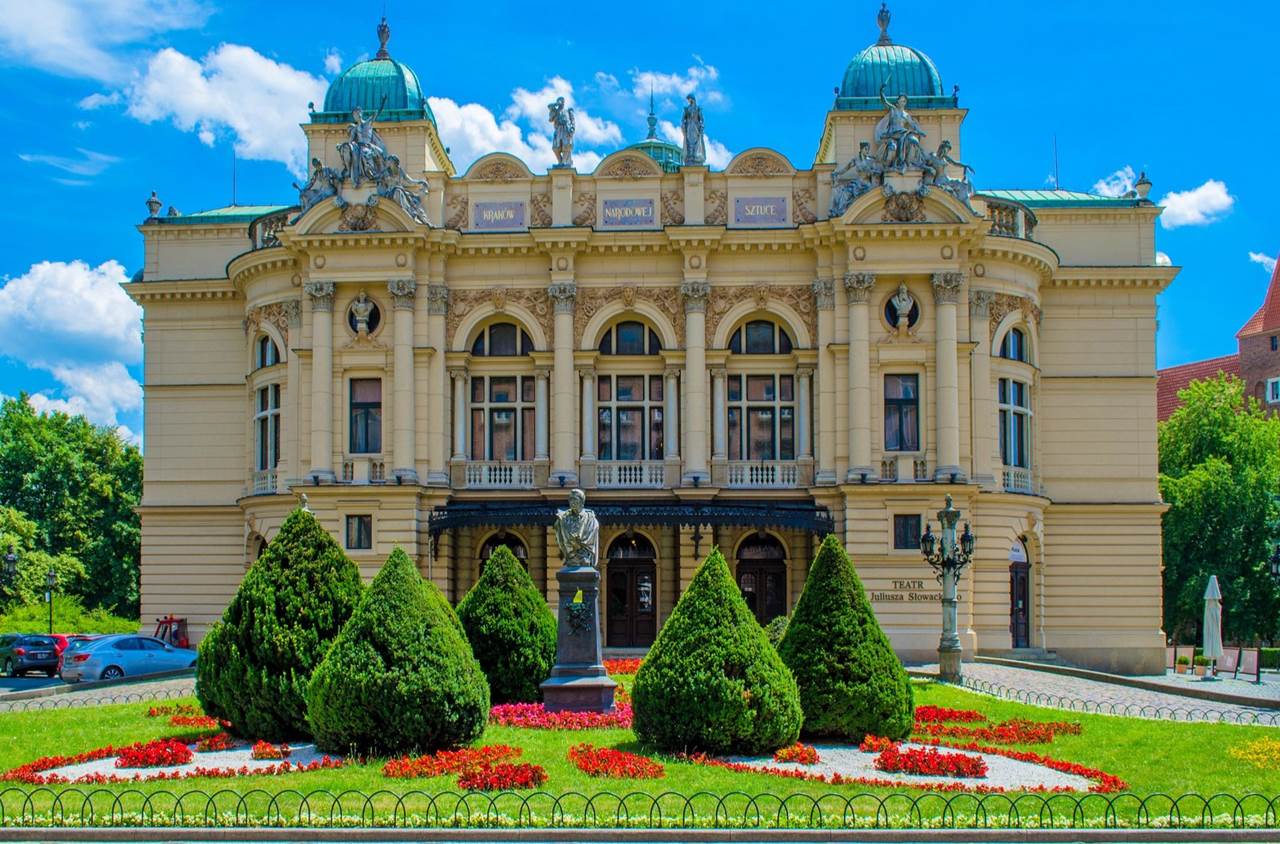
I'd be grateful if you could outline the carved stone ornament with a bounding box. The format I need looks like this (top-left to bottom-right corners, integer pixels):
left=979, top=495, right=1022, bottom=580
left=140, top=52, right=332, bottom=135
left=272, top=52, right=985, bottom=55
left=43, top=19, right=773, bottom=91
left=338, top=202, right=380, bottom=232
left=531, top=191, right=552, bottom=227
left=882, top=188, right=926, bottom=223
left=471, top=159, right=526, bottom=182
left=930, top=272, right=965, bottom=305
left=599, top=155, right=660, bottom=180
left=843, top=271, right=877, bottom=304
left=704, top=189, right=727, bottom=225
left=547, top=281, right=578, bottom=314
left=661, top=190, right=685, bottom=226
left=705, top=284, right=816, bottom=346
left=304, top=281, right=336, bottom=311
left=988, top=292, right=1042, bottom=333
left=388, top=278, right=417, bottom=310
left=572, top=192, right=596, bottom=227
left=244, top=300, right=301, bottom=340
left=681, top=279, right=711, bottom=313
left=426, top=283, right=450, bottom=316
left=573, top=285, right=684, bottom=347
left=727, top=153, right=790, bottom=177
left=969, top=288, right=994, bottom=320
left=447, top=287, right=553, bottom=349
left=811, top=278, right=835, bottom=310
left=491, top=287, right=508, bottom=312
left=792, top=188, right=817, bottom=224
left=445, top=194, right=467, bottom=230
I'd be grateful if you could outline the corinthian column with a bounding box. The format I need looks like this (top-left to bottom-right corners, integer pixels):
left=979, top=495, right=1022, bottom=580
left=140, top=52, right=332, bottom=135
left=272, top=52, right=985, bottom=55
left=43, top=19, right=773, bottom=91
left=305, top=281, right=336, bottom=481
left=811, top=277, right=835, bottom=483
left=388, top=278, right=418, bottom=483
left=426, top=282, right=449, bottom=485
left=969, top=289, right=997, bottom=488
left=548, top=280, right=578, bottom=485
left=843, top=272, right=876, bottom=482
left=681, top=279, right=710, bottom=484
left=932, top=271, right=965, bottom=481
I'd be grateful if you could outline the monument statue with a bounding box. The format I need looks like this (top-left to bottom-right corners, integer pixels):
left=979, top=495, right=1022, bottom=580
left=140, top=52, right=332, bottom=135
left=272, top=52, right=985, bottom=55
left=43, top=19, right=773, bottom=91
left=338, top=102, right=389, bottom=187
left=919, top=139, right=976, bottom=211
left=874, top=81, right=926, bottom=172
left=376, top=154, right=431, bottom=225
left=294, top=157, right=341, bottom=214
left=830, top=141, right=884, bottom=216
left=681, top=94, right=706, bottom=166
left=351, top=291, right=375, bottom=334
left=554, top=488, right=600, bottom=568
left=549, top=97, right=575, bottom=168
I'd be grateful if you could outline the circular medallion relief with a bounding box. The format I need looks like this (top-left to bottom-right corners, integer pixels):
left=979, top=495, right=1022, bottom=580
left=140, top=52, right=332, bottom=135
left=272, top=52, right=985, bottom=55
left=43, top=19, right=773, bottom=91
left=853, top=246, right=867, bottom=261
left=974, top=263, right=986, bottom=277
left=555, top=257, right=569, bottom=271
left=313, top=255, right=326, bottom=269
left=941, top=245, right=955, bottom=260
left=690, top=255, right=703, bottom=269
left=395, top=253, right=408, bottom=267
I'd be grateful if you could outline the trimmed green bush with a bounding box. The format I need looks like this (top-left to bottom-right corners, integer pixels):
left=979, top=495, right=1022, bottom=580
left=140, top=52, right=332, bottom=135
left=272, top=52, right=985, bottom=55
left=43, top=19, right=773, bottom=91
left=307, top=548, right=489, bottom=755
left=456, top=544, right=557, bottom=703
left=764, top=614, right=789, bottom=647
left=632, top=548, right=802, bottom=754
left=778, top=534, right=914, bottom=741
left=196, top=507, right=362, bottom=740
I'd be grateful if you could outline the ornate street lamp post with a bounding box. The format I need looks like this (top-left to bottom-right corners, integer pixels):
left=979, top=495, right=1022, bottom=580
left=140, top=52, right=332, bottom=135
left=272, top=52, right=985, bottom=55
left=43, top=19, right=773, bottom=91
left=1270, top=544, right=1280, bottom=581
left=45, top=568, right=57, bottom=635
left=920, top=494, right=975, bottom=682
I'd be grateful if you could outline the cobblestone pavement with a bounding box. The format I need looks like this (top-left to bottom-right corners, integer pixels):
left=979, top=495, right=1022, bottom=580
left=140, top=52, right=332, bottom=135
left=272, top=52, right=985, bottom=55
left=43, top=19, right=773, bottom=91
left=1144, top=668, right=1280, bottom=701
left=910, top=662, right=1280, bottom=725
left=0, top=676, right=194, bottom=712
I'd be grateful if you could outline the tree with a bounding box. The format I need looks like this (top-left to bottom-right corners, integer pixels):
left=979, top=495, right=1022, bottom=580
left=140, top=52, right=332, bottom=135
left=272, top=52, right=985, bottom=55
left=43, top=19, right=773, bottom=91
left=1159, top=374, right=1280, bottom=643
left=631, top=548, right=802, bottom=754
left=0, top=398, right=141, bottom=614
left=196, top=507, right=363, bottom=740
left=307, top=548, right=490, bottom=754
left=0, top=506, right=88, bottom=608
left=456, top=544, right=557, bottom=703
left=778, top=534, right=914, bottom=740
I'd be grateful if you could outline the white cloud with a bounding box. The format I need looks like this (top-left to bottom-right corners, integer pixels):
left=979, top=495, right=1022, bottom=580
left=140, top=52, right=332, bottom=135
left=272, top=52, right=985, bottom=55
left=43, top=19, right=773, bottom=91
left=53, top=178, right=93, bottom=187
left=630, top=59, right=723, bottom=105
left=1158, top=180, right=1233, bottom=229
left=25, top=391, right=140, bottom=444
left=18, top=148, right=121, bottom=176
left=323, top=49, right=343, bottom=75
left=505, top=76, right=622, bottom=147
left=0, top=0, right=211, bottom=83
left=78, top=91, right=122, bottom=110
left=126, top=44, right=328, bottom=176
left=1249, top=251, right=1278, bottom=274
left=72, top=120, right=93, bottom=131
left=658, top=120, right=733, bottom=169
left=1092, top=165, right=1136, bottom=198
left=1156, top=251, right=1172, bottom=266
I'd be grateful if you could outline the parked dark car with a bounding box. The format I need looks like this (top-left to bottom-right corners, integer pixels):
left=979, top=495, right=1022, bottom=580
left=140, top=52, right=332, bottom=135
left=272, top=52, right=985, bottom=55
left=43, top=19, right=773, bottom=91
left=0, top=634, right=61, bottom=677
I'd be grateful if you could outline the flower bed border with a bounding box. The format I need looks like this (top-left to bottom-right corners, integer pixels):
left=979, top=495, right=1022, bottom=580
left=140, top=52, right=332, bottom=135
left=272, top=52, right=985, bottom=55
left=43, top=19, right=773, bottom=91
left=568, top=743, right=664, bottom=780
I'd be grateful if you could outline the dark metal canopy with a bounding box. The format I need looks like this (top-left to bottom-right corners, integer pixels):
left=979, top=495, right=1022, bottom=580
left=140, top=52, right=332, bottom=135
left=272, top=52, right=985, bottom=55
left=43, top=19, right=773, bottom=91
left=428, top=499, right=835, bottom=537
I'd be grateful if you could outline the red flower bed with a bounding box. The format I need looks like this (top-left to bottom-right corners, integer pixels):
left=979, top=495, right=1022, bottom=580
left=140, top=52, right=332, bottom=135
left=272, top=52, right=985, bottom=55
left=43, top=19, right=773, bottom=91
left=383, top=745, right=522, bottom=779
left=194, top=733, right=236, bottom=753
left=115, top=739, right=194, bottom=769
left=567, top=743, right=664, bottom=779
left=859, top=735, right=897, bottom=753
left=146, top=704, right=202, bottom=719
left=918, top=737, right=1128, bottom=793
left=875, top=744, right=988, bottom=778
left=913, top=705, right=986, bottom=724
left=169, top=715, right=225, bottom=729
left=603, top=658, right=643, bottom=676
left=916, top=718, right=1081, bottom=745
left=489, top=701, right=633, bottom=729
left=457, top=762, right=548, bottom=791
left=250, top=740, right=291, bottom=760
left=675, top=752, right=1018, bottom=794
left=773, top=742, right=820, bottom=765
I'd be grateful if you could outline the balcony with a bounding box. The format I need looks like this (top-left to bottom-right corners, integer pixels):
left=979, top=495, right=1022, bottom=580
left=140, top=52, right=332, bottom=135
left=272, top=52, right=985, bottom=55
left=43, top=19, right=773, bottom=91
left=248, top=207, right=297, bottom=250
left=341, top=458, right=387, bottom=483
left=726, top=461, right=801, bottom=489
left=251, top=469, right=278, bottom=495
left=596, top=461, right=665, bottom=489
left=1002, top=466, right=1036, bottom=494
left=982, top=196, right=1037, bottom=240
left=465, top=461, right=535, bottom=490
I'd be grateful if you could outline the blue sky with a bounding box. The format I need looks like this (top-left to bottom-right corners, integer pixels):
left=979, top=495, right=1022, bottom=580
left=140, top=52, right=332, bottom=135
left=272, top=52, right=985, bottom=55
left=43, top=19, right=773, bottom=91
left=0, top=0, right=1275, bottom=445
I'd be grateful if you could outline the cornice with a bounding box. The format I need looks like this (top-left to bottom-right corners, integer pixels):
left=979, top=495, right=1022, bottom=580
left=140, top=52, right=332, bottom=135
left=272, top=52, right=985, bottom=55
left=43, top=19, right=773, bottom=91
left=972, top=237, right=1059, bottom=282
left=1049, top=265, right=1178, bottom=291
left=227, top=250, right=297, bottom=290
left=136, top=223, right=253, bottom=241
left=287, top=232, right=430, bottom=250
left=127, top=280, right=239, bottom=303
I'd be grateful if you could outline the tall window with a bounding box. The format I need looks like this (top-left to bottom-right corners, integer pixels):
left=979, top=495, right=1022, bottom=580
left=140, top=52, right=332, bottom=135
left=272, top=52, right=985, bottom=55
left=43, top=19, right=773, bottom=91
left=998, top=378, right=1031, bottom=468
left=727, top=374, right=794, bottom=460
left=597, top=375, right=663, bottom=460
left=472, top=322, right=534, bottom=356
left=893, top=514, right=921, bottom=550
left=884, top=374, right=919, bottom=451
left=349, top=379, right=382, bottom=453
left=599, top=320, right=661, bottom=355
left=345, top=515, right=372, bottom=550
left=999, top=328, right=1027, bottom=362
left=254, top=384, right=280, bottom=472
left=729, top=320, right=793, bottom=355
left=471, top=376, right=536, bottom=460
left=1269, top=378, right=1280, bottom=404
left=255, top=335, right=280, bottom=369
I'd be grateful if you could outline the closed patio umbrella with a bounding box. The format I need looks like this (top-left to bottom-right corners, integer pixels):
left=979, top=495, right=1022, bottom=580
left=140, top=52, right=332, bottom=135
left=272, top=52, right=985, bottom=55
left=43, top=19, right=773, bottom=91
left=1202, top=575, right=1223, bottom=681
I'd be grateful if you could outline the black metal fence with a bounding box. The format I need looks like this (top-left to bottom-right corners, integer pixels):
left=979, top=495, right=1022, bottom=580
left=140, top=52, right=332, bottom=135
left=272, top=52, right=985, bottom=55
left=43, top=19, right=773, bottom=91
left=960, top=676, right=1280, bottom=726
left=0, top=788, right=1278, bottom=829
left=0, top=684, right=193, bottom=714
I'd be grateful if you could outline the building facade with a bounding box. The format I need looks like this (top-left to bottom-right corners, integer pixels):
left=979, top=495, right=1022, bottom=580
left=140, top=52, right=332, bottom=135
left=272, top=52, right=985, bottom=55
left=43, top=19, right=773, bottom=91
left=129, top=10, right=1175, bottom=673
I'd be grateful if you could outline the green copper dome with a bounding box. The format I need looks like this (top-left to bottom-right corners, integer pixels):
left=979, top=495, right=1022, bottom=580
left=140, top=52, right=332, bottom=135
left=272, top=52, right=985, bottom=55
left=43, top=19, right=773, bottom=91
left=836, top=5, right=956, bottom=111
left=627, top=92, right=684, bottom=173
left=312, top=18, right=434, bottom=124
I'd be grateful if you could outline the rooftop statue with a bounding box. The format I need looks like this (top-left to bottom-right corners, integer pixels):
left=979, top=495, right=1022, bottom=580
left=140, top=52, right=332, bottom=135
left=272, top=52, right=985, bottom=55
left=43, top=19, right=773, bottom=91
left=874, top=80, right=926, bottom=172
left=338, top=102, right=389, bottom=188
left=376, top=154, right=431, bottom=225
left=830, top=140, right=884, bottom=216
left=294, top=158, right=341, bottom=214
left=549, top=97, right=575, bottom=168
left=682, top=94, right=706, bottom=166
left=554, top=488, right=599, bottom=569
left=920, top=139, right=976, bottom=212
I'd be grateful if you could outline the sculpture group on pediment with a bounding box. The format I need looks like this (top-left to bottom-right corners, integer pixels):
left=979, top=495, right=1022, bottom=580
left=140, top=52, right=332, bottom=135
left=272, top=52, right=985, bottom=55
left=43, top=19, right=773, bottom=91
left=919, top=140, right=976, bottom=212
left=830, top=141, right=884, bottom=216
left=294, top=158, right=341, bottom=214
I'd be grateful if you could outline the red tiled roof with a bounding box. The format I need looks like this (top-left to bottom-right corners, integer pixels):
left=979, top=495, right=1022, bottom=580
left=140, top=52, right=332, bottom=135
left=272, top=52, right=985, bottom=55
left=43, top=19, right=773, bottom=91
left=1238, top=256, right=1280, bottom=338
left=1156, top=354, right=1240, bottom=421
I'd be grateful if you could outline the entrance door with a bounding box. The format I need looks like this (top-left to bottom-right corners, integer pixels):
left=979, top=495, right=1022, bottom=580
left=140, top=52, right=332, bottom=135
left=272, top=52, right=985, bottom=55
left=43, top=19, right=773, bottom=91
left=737, top=534, right=787, bottom=625
left=1009, top=542, right=1031, bottom=648
left=606, top=535, right=656, bottom=647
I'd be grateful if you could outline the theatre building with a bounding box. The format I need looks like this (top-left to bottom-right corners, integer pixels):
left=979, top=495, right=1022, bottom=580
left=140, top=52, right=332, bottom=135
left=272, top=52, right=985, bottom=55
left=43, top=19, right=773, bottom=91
left=128, top=9, right=1174, bottom=673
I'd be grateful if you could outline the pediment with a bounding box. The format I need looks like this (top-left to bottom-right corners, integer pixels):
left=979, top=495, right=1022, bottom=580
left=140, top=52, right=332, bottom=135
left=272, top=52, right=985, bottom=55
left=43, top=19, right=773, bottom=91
left=293, top=196, right=412, bottom=236
left=724, top=148, right=796, bottom=177
left=594, top=151, right=664, bottom=179
left=842, top=184, right=973, bottom=226
left=464, top=153, right=534, bottom=182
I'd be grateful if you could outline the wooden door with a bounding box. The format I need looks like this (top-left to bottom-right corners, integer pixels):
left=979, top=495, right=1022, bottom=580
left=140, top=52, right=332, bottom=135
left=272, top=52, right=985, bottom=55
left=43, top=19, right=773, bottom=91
left=1009, top=561, right=1031, bottom=648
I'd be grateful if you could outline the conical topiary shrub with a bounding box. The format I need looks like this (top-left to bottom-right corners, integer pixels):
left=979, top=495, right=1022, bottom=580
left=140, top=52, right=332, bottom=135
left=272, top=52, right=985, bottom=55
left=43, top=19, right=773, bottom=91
left=196, top=506, right=363, bottom=740
left=306, top=547, right=490, bottom=755
left=777, top=534, right=914, bottom=741
left=456, top=544, right=557, bottom=703
left=631, top=548, right=802, bottom=754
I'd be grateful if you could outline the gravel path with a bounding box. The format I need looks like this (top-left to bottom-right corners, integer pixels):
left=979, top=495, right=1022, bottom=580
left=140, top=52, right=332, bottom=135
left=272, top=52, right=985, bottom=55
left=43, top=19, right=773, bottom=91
left=48, top=740, right=335, bottom=782
left=726, top=742, right=1092, bottom=792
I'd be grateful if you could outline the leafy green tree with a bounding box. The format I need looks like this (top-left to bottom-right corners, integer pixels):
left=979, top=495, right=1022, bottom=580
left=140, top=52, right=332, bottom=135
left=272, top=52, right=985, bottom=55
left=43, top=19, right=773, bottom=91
left=778, top=534, right=914, bottom=740
left=0, top=506, right=88, bottom=608
left=1160, top=374, right=1280, bottom=642
left=197, top=507, right=363, bottom=740
left=0, top=398, right=141, bottom=614
left=632, top=548, right=802, bottom=754
left=456, top=544, right=557, bottom=703
left=307, top=548, right=490, bottom=754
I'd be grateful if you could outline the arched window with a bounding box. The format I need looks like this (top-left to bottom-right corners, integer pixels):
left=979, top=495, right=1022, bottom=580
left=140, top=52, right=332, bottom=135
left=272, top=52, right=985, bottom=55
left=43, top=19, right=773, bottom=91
left=729, top=320, right=793, bottom=355
left=736, top=534, right=787, bottom=624
left=472, top=322, right=534, bottom=356
left=1000, top=328, right=1027, bottom=362
left=606, top=533, right=656, bottom=647
left=478, top=533, right=529, bottom=573
left=255, top=335, right=280, bottom=370
left=599, top=320, right=661, bottom=355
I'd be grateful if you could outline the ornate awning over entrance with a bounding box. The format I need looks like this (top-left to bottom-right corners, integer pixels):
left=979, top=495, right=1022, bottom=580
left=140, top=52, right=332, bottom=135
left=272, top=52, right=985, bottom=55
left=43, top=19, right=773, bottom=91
left=427, top=499, right=835, bottom=537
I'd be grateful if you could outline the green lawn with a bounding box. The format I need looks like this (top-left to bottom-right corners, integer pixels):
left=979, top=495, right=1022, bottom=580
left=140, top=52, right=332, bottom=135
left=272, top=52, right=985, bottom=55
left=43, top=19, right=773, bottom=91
left=0, top=680, right=1277, bottom=829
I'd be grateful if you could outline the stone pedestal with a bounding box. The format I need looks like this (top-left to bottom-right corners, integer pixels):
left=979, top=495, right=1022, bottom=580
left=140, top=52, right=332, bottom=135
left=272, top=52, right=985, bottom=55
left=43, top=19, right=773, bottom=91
left=540, top=565, right=617, bottom=712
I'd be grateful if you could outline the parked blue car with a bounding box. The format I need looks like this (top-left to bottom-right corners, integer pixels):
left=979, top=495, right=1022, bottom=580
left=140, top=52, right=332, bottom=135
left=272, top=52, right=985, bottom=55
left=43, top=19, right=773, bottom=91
left=59, top=634, right=197, bottom=683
